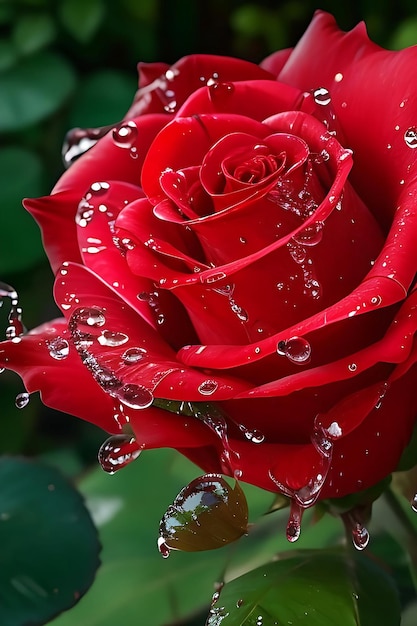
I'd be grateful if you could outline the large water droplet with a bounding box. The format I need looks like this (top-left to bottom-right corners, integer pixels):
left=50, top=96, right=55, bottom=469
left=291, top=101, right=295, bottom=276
left=351, top=523, right=370, bottom=550
left=98, top=434, right=143, bottom=474
left=277, top=336, right=311, bottom=364
left=198, top=379, right=219, bottom=396
left=111, top=383, right=154, bottom=409
left=112, top=121, right=138, bottom=149
left=404, top=127, right=417, bottom=148
left=158, top=474, right=248, bottom=554
left=73, top=307, right=106, bottom=328
left=15, top=392, right=30, bottom=409
left=47, top=337, right=70, bottom=360
left=97, top=330, right=129, bottom=347
left=121, top=347, right=147, bottom=364
left=313, top=87, right=331, bottom=106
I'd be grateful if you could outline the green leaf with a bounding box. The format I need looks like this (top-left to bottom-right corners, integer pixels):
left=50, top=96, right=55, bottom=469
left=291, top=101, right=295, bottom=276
left=0, top=147, right=45, bottom=273
left=50, top=448, right=342, bottom=625
left=0, top=39, right=17, bottom=71
left=0, top=457, right=101, bottom=626
left=59, top=0, right=105, bottom=42
left=0, top=50, right=76, bottom=132
left=68, top=70, right=137, bottom=128
left=12, top=13, right=56, bottom=55
left=209, top=548, right=401, bottom=625
left=389, top=17, right=417, bottom=49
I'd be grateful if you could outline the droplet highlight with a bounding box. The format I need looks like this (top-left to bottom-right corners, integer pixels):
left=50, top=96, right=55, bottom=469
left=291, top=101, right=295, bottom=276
left=98, top=434, right=143, bottom=474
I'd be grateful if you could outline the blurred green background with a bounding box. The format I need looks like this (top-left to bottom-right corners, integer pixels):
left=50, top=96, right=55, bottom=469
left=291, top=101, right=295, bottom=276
left=1, top=1, right=417, bottom=624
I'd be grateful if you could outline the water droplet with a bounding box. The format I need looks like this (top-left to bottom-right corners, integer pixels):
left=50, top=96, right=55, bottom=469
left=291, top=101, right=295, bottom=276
left=157, top=536, right=171, bottom=558
left=351, top=523, right=370, bottom=550
left=111, top=383, right=154, bottom=409
left=239, top=424, right=265, bottom=444
left=97, top=330, right=129, bottom=347
left=198, top=379, right=219, bottom=396
left=208, top=81, right=234, bottom=103
left=313, top=87, right=331, bottom=106
left=121, top=347, right=147, bottom=364
left=62, top=125, right=111, bottom=168
left=286, top=500, right=303, bottom=542
left=287, top=241, right=307, bottom=264
left=236, top=599, right=244, bottom=608
left=73, top=307, right=106, bottom=328
left=90, top=181, right=110, bottom=195
left=112, top=121, right=138, bottom=149
left=15, top=392, right=29, bottom=409
left=404, top=127, right=417, bottom=148
left=98, top=434, right=143, bottom=474
left=348, top=363, right=357, bottom=372
left=334, top=72, right=343, bottom=82
left=47, top=337, right=70, bottom=360
left=293, top=222, right=323, bottom=247
left=411, top=494, right=417, bottom=512
left=6, top=304, right=25, bottom=340
left=277, top=336, right=311, bottom=364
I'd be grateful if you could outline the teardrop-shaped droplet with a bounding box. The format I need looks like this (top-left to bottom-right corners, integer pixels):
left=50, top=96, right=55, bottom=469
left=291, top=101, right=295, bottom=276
left=15, top=392, right=30, bottom=409
left=121, top=347, right=147, bottom=364
left=6, top=305, right=25, bottom=339
left=351, top=522, right=370, bottom=550
left=97, top=330, right=129, bottom=347
left=112, top=121, right=138, bottom=149
left=159, top=474, right=248, bottom=554
left=404, top=126, right=417, bottom=148
left=286, top=500, right=303, bottom=543
left=277, top=336, right=311, bottom=364
left=157, top=536, right=171, bottom=559
left=198, top=379, right=219, bottom=396
left=47, top=337, right=70, bottom=360
left=111, top=383, right=154, bottom=409
left=98, top=434, right=143, bottom=474
left=313, top=87, right=331, bottom=106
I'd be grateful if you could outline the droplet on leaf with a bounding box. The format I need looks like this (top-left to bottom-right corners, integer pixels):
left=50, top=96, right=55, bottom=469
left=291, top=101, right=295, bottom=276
left=158, top=474, right=248, bottom=554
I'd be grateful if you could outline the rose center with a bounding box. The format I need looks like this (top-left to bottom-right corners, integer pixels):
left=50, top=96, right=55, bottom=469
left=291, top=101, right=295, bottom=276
left=233, top=153, right=284, bottom=184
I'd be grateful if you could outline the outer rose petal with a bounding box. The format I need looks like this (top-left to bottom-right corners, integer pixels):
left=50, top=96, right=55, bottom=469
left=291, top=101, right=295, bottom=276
left=273, top=11, right=417, bottom=227
left=0, top=321, right=215, bottom=450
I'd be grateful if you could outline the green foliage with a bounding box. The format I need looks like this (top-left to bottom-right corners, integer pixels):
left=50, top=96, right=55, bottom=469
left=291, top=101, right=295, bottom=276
left=0, top=457, right=100, bottom=626
left=59, top=0, right=105, bottom=43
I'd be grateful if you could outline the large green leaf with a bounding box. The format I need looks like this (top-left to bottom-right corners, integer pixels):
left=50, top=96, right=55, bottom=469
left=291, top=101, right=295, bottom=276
left=51, top=448, right=342, bottom=626
left=0, top=457, right=100, bottom=626
left=208, top=548, right=401, bottom=625
left=0, top=147, right=45, bottom=273
left=0, top=51, right=76, bottom=131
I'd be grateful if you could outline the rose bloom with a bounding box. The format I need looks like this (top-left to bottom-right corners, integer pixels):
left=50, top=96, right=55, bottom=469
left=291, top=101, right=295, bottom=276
left=2, top=12, right=417, bottom=526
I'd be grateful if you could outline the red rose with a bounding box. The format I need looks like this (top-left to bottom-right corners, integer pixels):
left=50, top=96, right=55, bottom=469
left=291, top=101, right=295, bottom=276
left=2, top=12, right=417, bottom=529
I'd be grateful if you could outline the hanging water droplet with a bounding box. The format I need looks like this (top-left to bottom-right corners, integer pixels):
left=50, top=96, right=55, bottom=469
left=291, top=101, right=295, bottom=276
left=6, top=304, right=25, bottom=339
left=46, top=337, right=70, bottom=360
left=98, top=434, right=143, bottom=474
left=313, top=87, right=331, bottom=106
left=15, top=392, right=30, bottom=409
left=198, top=379, right=219, bottom=396
left=286, top=500, right=303, bottom=542
left=157, top=536, right=171, bottom=558
left=111, top=383, right=154, bottom=409
left=97, top=330, right=129, bottom=347
left=112, top=121, right=138, bottom=149
left=351, top=523, right=370, bottom=550
left=277, top=336, right=311, bottom=364
left=121, top=347, right=147, bottom=364
left=404, top=127, right=417, bottom=148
